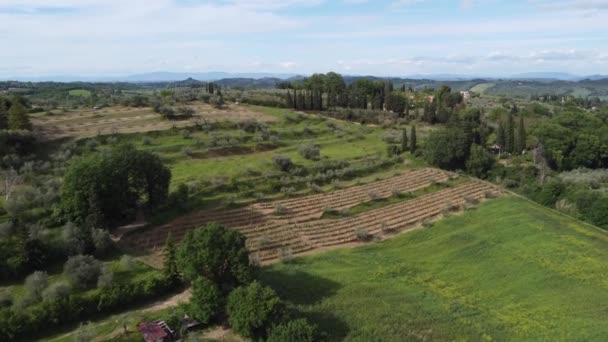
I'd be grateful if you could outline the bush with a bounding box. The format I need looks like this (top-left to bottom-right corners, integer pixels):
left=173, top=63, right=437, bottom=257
left=119, top=255, right=136, bottom=271
left=273, top=155, right=293, bottom=172
left=24, top=271, right=49, bottom=301
left=97, top=265, right=114, bottom=289
left=63, top=255, right=102, bottom=289
left=190, top=277, right=222, bottom=324
left=267, top=319, right=319, bottom=342
left=41, top=282, right=71, bottom=302
left=0, top=292, right=12, bottom=309
left=61, top=222, right=89, bottom=256
left=91, top=228, right=112, bottom=256
left=298, top=144, right=320, bottom=160
left=227, top=281, right=285, bottom=340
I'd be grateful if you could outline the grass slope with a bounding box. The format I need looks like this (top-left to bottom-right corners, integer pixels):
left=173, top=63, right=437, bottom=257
left=261, top=196, right=608, bottom=341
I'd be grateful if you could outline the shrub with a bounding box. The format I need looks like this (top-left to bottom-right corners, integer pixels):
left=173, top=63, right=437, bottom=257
left=0, top=292, right=12, bottom=308
left=355, top=228, right=371, bottom=241
left=182, top=146, right=193, bottom=157
left=63, top=255, right=102, bottom=289
left=41, top=282, right=71, bottom=302
left=267, top=319, right=319, bottom=342
left=298, top=144, right=320, bottom=160
left=74, top=322, right=95, bottom=342
left=119, top=255, right=136, bottom=271
left=91, top=228, right=112, bottom=256
left=273, top=155, right=293, bottom=172
left=386, top=144, right=401, bottom=157
left=61, top=222, right=89, bottom=256
left=142, top=136, right=153, bottom=145
left=190, top=277, right=222, bottom=324
left=180, top=129, right=192, bottom=139
left=97, top=265, right=114, bottom=289
left=24, top=271, right=49, bottom=301
left=227, top=281, right=285, bottom=340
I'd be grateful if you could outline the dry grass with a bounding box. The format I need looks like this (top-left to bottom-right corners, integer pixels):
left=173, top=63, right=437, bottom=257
left=31, top=103, right=276, bottom=140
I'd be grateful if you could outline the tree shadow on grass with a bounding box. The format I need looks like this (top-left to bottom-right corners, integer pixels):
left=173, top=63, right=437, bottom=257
left=259, top=269, right=341, bottom=306
left=260, top=268, right=351, bottom=339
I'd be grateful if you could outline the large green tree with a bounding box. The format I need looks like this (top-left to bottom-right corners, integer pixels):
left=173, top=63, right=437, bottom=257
left=424, top=126, right=471, bottom=170
left=227, top=281, right=285, bottom=340
left=61, top=144, right=171, bottom=228
left=177, top=223, right=252, bottom=291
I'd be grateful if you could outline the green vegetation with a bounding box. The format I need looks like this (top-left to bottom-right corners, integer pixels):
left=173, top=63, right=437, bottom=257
left=261, top=196, right=608, bottom=341
left=68, top=89, right=92, bottom=97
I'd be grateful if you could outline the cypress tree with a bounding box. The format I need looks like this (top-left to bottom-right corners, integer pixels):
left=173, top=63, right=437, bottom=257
left=410, top=125, right=417, bottom=153
left=401, top=129, right=408, bottom=152
left=505, top=112, right=515, bottom=153
left=0, top=98, right=8, bottom=129
left=496, top=121, right=506, bottom=151
left=163, top=232, right=180, bottom=285
left=285, top=91, right=294, bottom=109
left=515, top=115, right=526, bottom=153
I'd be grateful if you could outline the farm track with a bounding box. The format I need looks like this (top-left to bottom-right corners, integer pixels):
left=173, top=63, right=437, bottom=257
left=123, top=168, right=499, bottom=261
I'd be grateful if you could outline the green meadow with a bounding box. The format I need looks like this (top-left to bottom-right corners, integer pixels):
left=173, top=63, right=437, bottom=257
left=261, top=196, right=608, bottom=341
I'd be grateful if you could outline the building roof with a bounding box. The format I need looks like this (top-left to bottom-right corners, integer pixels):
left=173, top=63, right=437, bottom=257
left=137, top=321, right=170, bottom=342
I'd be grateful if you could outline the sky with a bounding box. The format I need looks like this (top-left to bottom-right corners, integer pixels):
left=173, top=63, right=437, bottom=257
left=1, top=0, right=608, bottom=78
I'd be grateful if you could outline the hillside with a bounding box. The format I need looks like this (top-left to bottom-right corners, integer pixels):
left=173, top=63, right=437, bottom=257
left=261, top=196, right=608, bottom=341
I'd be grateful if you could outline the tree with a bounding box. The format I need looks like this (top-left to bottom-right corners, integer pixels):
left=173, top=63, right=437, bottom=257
left=227, top=281, right=285, bottom=340
left=466, top=144, right=495, bottom=179
left=515, top=115, right=526, bottom=154
left=190, top=277, right=222, bottom=324
left=401, top=129, right=408, bottom=152
left=177, top=224, right=252, bottom=291
left=63, top=255, right=102, bottom=289
left=267, top=319, right=319, bottom=342
left=61, top=144, right=171, bottom=228
left=1, top=168, right=21, bottom=202
left=7, top=102, right=31, bottom=131
left=505, top=112, right=515, bottom=153
left=424, top=127, right=471, bottom=170
left=385, top=92, right=406, bottom=116
left=0, top=98, right=8, bottom=129
left=496, top=121, right=505, bottom=151
left=24, top=271, right=49, bottom=301
left=410, top=125, right=417, bottom=153
left=163, top=233, right=180, bottom=285
left=272, top=155, right=293, bottom=172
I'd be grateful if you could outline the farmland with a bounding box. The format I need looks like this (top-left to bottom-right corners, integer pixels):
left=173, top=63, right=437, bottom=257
left=123, top=168, right=499, bottom=264
left=30, top=102, right=276, bottom=140
left=261, top=196, right=608, bottom=341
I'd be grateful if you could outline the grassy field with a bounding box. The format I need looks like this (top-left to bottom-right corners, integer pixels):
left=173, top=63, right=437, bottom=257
left=261, top=196, right=608, bottom=341
left=68, top=89, right=92, bottom=97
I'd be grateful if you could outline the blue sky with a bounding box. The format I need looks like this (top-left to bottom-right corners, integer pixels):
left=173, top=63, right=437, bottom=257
left=0, top=0, right=607, bottom=78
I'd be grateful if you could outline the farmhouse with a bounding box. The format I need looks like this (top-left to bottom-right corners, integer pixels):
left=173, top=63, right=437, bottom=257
left=137, top=321, right=175, bottom=342
left=460, top=91, right=471, bottom=101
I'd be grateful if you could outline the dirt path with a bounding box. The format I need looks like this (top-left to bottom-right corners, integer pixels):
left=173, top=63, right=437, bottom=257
left=141, top=288, right=192, bottom=312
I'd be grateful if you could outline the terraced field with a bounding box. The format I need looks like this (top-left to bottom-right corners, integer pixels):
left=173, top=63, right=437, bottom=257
left=124, top=168, right=499, bottom=262
left=31, top=103, right=276, bottom=140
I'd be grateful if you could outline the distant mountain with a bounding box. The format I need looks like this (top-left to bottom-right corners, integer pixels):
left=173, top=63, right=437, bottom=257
left=123, top=72, right=299, bottom=82
left=581, top=75, right=608, bottom=81
left=508, top=72, right=581, bottom=81
left=404, top=74, right=484, bottom=81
